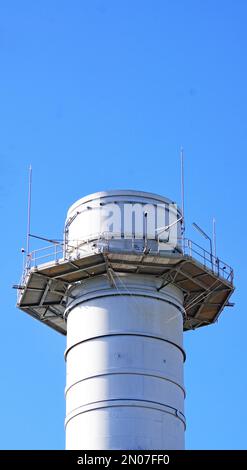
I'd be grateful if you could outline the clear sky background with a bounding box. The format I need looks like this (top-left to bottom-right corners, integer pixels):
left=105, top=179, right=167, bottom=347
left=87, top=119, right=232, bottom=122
left=0, top=0, right=246, bottom=449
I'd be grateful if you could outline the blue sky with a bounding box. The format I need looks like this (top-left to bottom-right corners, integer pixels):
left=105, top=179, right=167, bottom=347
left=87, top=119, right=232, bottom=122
left=0, top=0, right=246, bottom=449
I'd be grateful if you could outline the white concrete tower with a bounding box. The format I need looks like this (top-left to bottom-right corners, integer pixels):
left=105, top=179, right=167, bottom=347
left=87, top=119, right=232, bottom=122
left=17, top=190, right=234, bottom=450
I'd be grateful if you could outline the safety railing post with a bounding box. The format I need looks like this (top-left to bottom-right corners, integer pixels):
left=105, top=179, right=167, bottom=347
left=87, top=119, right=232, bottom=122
left=189, top=240, right=192, bottom=257
left=216, top=257, right=220, bottom=277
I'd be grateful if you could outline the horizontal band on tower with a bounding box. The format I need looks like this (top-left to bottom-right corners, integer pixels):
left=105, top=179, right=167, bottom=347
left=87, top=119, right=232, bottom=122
left=65, top=398, right=186, bottom=429
left=64, top=290, right=185, bottom=321
left=65, top=371, right=186, bottom=398
left=64, top=332, right=186, bottom=362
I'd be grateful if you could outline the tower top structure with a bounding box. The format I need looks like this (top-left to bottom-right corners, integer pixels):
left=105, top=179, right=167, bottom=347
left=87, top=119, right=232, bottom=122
left=17, top=189, right=234, bottom=335
left=16, top=189, right=234, bottom=449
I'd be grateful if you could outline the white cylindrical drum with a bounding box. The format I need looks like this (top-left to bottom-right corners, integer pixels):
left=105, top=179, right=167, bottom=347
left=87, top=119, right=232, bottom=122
left=64, top=190, right=183, bottom=257
left=65, top=274, right=185, bottom=450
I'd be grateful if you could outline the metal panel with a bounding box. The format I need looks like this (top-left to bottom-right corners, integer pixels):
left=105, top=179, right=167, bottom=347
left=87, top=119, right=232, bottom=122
left=65, top=190, right=183, bottom=259
left=65, top=274, right=185, bottom=450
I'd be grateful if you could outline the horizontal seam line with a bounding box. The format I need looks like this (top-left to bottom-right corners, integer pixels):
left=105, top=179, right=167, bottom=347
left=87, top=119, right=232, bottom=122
left=65, top=372, right=186, bottom=398
left=65, top=333, right=186, bottom=362
left=65, top=293, right=185, bottom=319
left=65, top=399, right=186, bottom=428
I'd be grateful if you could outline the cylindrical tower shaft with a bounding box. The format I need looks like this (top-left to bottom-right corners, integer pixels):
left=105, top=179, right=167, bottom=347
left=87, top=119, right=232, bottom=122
left=65, top=274, right=185, bottom=450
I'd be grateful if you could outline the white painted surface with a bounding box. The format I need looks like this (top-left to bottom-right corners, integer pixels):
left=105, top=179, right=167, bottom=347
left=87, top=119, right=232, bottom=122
left=64, top=190, right=182, bottom=256
left=65, top=274, right=185, bottom=450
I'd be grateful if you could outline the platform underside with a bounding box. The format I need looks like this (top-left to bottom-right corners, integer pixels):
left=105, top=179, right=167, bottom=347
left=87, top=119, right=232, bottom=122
left=17, top=250, right=234, bottom=334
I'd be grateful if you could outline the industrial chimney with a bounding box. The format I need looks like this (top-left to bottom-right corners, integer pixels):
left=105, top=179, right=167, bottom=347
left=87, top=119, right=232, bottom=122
left=16, top=190, right=234, bottom=450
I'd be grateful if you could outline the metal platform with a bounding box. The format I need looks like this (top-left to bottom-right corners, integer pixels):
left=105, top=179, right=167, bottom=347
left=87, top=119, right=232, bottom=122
left=16, top=237, right=234, bottom=334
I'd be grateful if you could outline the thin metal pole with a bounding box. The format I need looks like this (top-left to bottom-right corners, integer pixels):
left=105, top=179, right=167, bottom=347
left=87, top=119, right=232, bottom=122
left=209, top=238, right=213, bottom=269
left=22, top=250, right=26, bottom=279
left=26, top=165, right=32, bottom=258
left=180, top=147, right=185, bottom=242
left=213, top=217, right=216, bottom=259
left=144, top=212, right=148, bottom=252
left=192, top=221, right=213, bottom=269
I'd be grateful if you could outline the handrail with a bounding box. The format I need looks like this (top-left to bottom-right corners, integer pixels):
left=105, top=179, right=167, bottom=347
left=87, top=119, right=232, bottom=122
left=21, top=234, right=233, bottom=285
left=182, top=238, right=233, bottom=283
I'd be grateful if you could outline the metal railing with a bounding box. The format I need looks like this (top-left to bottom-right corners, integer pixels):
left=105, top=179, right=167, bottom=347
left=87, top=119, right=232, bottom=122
left=20, top=234, right=234, bottom=285
left=182, top=238, right=234, bottom=283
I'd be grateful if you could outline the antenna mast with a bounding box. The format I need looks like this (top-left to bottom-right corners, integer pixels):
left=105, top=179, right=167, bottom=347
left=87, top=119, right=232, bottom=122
left=180, top=147, right=185, bottom=238
left=213, top=217, right=216, bottom=259
left=26, top=165, right=32, bottom=260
